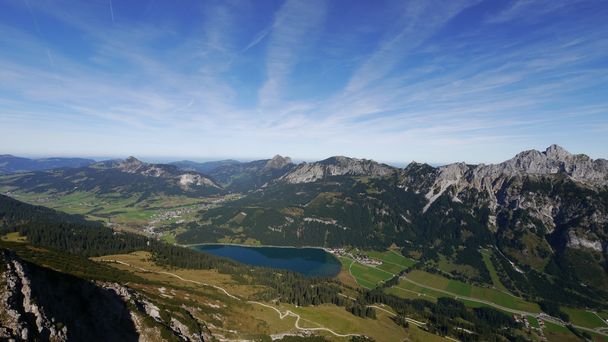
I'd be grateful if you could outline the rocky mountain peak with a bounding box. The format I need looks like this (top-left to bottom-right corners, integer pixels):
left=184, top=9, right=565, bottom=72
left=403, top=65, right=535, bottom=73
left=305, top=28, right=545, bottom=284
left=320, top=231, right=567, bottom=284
left=114, top=156, right=220, bottom=188
left=331, top=156, right=350, bottom=164
left=265, top=155, right=293, bottom=169
left=412, top=144, right=608, bottom=212
left=502, top=145, right=602, bottom=179
left=124, top=156, right=143, bottom=165
left=125, top=156, right=140, bottom=162
left=544, top=144, right=571, bottom=160
left=280, top=156, right=395, bottom=183
left=119, top=156, right=145, bottom=172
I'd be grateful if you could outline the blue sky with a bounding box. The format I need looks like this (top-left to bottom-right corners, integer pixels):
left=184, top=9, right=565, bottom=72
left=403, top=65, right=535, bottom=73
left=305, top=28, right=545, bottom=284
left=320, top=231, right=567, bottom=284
left=0, top=0, right=607, bottom=164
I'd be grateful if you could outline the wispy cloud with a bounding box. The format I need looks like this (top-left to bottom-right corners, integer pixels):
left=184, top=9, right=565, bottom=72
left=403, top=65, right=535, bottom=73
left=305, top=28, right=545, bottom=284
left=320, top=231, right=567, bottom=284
left=243, top=26, right=272, bottom=52
left=258, top=0, right=327, bottom=107
left=0, top=0, right=607, bottom=162
left=487, top=0, right=585, bottom=24
left=344, top=0, right=481, bottom=93
left=108, top=0, right=115, bottom=23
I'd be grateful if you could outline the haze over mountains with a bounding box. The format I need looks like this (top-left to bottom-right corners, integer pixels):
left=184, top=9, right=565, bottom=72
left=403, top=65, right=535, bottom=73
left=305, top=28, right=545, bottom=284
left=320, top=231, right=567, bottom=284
left=2, top=0, right=607, bottom=339
left=1, top=144, right=608, bottom=341
left=2, top=144, right=607, bottom=194
left=0, top=155, right=95, bottom=174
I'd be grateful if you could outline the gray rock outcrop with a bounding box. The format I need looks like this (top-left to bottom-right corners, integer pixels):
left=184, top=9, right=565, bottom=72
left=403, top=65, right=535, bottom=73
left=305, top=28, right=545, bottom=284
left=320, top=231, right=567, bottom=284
left=281, top=156, right=396, bottom=183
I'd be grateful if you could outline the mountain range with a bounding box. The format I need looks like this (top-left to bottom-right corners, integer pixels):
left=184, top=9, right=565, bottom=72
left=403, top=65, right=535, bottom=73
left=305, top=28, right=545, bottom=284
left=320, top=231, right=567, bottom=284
left=0, top=145, right=607, bottom=310
left=169, top=159, right=241, bottom=174
left=0, top=156, right=221, bottom=199
left=0, top=155, right=94, bottom=174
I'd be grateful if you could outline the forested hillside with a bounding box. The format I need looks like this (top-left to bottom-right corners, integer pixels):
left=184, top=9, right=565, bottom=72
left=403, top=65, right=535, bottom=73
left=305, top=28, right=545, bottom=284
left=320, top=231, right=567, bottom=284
left=0, top=194, right=537, bottom=341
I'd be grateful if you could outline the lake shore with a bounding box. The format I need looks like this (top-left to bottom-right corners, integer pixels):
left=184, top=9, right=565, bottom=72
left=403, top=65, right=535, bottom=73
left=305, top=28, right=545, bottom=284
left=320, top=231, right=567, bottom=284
left=179, top=242, right=330, bottom=251
left=187, top=243, right=341, bottom=277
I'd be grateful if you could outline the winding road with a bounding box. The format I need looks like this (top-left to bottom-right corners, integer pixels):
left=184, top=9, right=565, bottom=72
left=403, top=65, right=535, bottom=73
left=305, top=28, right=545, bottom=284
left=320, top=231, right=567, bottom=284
left=398, top=275, right=608, bottom=337
left=344, top=255, right=608, bottom=338
left=99, top=259, right=360, bottom=338
left=101, top=257, right=608, bottom=340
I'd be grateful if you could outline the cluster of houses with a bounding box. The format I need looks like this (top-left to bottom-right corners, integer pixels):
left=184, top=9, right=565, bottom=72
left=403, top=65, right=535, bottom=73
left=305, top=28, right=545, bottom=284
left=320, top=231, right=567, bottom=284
left=326, top=248, right=383, bottom=266
left=144, top=205, right=203, bottom=236
left=150, top=207, right=192, bottom=224
left=513, top=314, right=547, bottom=340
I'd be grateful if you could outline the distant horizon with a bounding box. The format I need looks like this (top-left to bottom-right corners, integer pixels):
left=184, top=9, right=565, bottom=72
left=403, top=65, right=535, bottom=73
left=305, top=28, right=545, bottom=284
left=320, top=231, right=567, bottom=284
left=1, top=142, right=605, bottom=168
left=1, top=1, right=607, bottom=164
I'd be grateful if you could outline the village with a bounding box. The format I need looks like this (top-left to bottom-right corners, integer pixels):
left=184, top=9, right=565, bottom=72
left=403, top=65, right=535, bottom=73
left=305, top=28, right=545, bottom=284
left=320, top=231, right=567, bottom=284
left=326, top=247, right=383, bottom=266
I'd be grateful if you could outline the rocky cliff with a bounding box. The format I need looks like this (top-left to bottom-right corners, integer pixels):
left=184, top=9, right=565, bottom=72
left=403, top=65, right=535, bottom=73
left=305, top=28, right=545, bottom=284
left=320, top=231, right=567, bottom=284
left=397, top=145, right=608, bottom=289
left=0, top=250, right=213, bottom=341
left=113, top=157, right=220, bottom=189
left=414, top=144, right=608, bottom=211
left=280, top=156, right=396, bottom=183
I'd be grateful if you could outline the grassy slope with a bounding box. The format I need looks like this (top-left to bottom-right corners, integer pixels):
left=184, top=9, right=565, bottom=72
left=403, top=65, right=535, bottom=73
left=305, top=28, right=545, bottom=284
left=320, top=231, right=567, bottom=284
left=94, top=251, right=440, bottom=341
left=480, top=248, right=509, bottom=292
left=527, top=315, right=540, bottom=329
left=0, top=188, right=214, bottom=232
left=542, top=321, right=580, bottom=342
left=1, top=232, right=27, bottom=243
left=561, top=307, right=608, bottom=330
left=366, top=250, right=417, bottom=275
left=405, top=270, right=540, bottom=313
left=386, top=278, right=442, bottom=302
left=286, top=303, right=409, bottom=342
left=337, top=249, right=417, bottom=289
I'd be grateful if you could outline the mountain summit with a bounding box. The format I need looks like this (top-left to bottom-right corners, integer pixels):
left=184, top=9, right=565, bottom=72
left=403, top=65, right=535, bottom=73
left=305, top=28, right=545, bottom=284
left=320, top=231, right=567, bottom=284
left=264, top=155, right=293, bottom=170
left=410, top=145, right=608, bottom=213
left=482, top=144, right=606, bottom=186
left=119, top=156, right=146, bottom=173
left=280, top=156, right=395, bottom=183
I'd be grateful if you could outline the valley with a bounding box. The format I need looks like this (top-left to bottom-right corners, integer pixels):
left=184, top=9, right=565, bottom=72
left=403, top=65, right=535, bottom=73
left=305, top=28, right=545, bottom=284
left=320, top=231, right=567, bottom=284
left=1, top=145, right=608, bottom=341
left=3, top=1, right=607, bottom=340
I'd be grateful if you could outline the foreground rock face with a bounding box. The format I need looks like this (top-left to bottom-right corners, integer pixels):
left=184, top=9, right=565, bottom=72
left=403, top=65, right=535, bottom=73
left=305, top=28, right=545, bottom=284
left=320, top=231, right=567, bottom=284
left=0, top=251, right=213, bottom=342
left=1, top=252, right=67, bottom=341
left=0, top=250, right=138, bottom=341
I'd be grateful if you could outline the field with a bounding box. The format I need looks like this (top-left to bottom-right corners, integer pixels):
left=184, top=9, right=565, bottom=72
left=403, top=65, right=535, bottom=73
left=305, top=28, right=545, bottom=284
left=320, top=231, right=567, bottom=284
left=10, top=240, right=607, bottom=341
left=338, top=256, right=392, bottom=289
left=385, top=279, right=441, bottom=302
left=287, top=302, right=449, bottom=342
left=542, top=321, right=582, bottom=342
left=287, top=303, right=408, bottom=341
left=92, top=251, right=444, bottom=341
left=480, top=248, right=509, bottom=292
left=405, top=270, right=540, bottom=312
left=386, top=270, right=540, bottom=313
left=527, top=315, right=540, bottom=328
left=436, top=254, right=480, bottom=279
left=365, top=250, right=417, bottom=274
left=337, top=249, right=416, bottom=289
left=0, top=188, right=226, bottom=236
left=0, top=232, right=27, bottom=243
left=561, top=307, right=608, bottom=330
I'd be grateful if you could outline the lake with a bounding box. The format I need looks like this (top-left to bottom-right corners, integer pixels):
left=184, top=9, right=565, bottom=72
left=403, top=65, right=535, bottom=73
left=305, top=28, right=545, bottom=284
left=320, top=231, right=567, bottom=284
left=191, top=244, right=341, bottom=278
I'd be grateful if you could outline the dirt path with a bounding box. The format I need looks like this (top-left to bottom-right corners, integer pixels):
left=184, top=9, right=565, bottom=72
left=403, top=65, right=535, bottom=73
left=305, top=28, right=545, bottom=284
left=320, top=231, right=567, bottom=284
left=249, top=301, right=359, bottom=338
left=100, top=259, right=360, bottom=338
left=368, top=305, right=427, bottom=327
